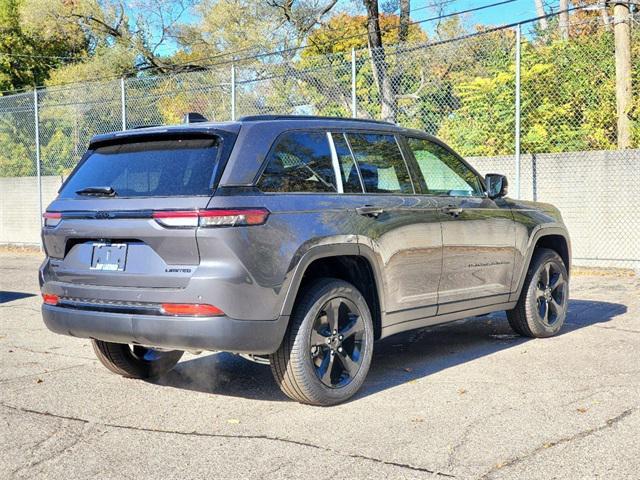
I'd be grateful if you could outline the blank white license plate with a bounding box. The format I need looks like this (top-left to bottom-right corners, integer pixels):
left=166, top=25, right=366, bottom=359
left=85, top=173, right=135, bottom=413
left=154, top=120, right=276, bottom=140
left=90, top=243, right=128, bottom=271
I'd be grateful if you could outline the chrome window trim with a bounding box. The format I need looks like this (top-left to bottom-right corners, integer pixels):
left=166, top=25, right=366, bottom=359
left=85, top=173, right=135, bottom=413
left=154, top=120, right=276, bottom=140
left=394, top=134, right=416, bottom=194
left=326, top=132, right=344, bottom=194
left=342, top=133, right=366, bottom=193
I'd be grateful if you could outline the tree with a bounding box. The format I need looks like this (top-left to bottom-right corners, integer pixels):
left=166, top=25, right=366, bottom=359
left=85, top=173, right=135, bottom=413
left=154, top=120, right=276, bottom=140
left=398, top=0, right=410, bottom=43
left=0, top=0, right=82, bottom=91
left=20, top=0, right=197, bottom=82
left=559, top=0, right=570, bottom=40
left=362, top=0, right=396, bottom=122
left=298, top=12, right=426, bottom=119
left=438, top=30, right=632, bottom=156
left=534, top=0, right=548, bottom=31
left=173, top=0, right=343, bottom=69
left=173, top=0, right=294, bottom=65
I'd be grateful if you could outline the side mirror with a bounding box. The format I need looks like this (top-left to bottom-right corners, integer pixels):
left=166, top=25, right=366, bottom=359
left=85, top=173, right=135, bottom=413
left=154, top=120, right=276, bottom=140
left=485, top=173, right=508, bottom=199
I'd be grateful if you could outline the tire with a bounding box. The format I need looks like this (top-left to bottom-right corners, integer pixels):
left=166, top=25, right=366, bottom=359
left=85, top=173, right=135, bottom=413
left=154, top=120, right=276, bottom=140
left=270, top=278, right=374, bottom=406
left=507, top=248, right=569, bottom=338
left=92, top=340, right=183, bottom=379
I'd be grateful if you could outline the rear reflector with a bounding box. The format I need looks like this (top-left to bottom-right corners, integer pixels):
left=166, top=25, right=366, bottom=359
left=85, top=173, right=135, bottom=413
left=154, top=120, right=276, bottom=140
left=43, top=212, right=62, bottom=227
left=152, top=208, right=269, bottom=228
left=160, top=303, right=224, bottom=316
left=42, top=293, right=59, bottom=305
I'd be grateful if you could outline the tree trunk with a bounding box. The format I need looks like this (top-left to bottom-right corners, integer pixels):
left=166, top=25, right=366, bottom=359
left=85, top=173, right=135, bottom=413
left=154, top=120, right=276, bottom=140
left=362, top=0, right=396, bottom=122
left=398, top=0, right=410, bottom=43
left=559, top=0, right=569, bottom=40
left=614, top=1, right=632, bottom=149
left=534, top=0, right=548, bottom=31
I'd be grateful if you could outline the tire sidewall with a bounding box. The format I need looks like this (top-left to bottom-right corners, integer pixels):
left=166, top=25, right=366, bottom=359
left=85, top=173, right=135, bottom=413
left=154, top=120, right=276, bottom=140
left=293, top=280, right=374, bottom=405
left=92, top=340, right=183, bottom=379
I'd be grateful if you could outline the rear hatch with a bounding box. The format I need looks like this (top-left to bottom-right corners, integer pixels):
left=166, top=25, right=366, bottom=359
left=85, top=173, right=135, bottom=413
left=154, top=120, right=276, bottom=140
left=42, top=127, right=237, bottom=288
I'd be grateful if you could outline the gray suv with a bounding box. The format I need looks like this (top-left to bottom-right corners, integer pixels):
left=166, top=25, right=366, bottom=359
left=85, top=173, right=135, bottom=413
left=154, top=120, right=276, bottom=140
left=40, top=115, right=571, bottom=405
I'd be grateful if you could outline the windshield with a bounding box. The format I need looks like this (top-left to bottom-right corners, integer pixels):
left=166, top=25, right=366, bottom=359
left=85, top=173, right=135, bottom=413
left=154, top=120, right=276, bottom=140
left=59, top=136, right=223, bottom=199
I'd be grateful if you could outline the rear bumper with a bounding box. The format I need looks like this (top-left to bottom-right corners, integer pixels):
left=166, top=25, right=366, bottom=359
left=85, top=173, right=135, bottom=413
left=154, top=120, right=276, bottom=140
left=42, top=304, right=288, bottom=354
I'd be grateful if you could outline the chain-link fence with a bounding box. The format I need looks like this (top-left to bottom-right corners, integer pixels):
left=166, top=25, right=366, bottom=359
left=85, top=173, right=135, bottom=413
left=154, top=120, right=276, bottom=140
left=1, top=14, right=638, bottom=269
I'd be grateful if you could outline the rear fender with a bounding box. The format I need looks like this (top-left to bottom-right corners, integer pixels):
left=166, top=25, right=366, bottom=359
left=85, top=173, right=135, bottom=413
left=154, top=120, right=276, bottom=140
left=279, top=243, right=386, bottom=318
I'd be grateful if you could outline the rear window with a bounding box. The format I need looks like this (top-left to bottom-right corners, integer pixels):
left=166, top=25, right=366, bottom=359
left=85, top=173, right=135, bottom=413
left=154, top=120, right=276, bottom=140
left=59, top=137, right=222, bottom=198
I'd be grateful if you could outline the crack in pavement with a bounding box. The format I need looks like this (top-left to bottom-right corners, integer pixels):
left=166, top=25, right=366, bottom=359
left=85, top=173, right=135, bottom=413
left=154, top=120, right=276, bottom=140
left=2, top=343, right=96, bottom=361
left=0, top=402, right=454, bottom=478
left=0, top=363, right=89, bottom=385
left=593, top=325, right=640, bottom=334
left=10, top=423, right=92, bottom=477
left=477, top=407, right=637, bottom=479
left=445, top=406, right=515, bottom=470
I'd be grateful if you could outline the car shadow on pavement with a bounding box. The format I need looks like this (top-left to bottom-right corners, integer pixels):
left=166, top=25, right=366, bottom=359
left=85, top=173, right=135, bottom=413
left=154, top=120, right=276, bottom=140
left=150, top=299, right=626, bottom=403
left=0, top=291, right=36, bottom=303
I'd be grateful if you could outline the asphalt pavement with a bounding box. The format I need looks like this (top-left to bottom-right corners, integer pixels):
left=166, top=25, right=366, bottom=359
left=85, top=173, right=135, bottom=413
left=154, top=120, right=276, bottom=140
left=1, top=251, right=638, bottom=479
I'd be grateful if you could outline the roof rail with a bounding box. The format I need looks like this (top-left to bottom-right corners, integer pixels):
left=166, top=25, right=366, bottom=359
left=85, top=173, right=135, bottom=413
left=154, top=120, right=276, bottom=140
left=238, top=115, right=395, bottom=126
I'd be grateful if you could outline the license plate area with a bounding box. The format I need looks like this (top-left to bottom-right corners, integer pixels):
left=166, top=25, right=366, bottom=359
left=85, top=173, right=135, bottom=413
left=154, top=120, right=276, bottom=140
left=90, top=243, right=128, bottom=271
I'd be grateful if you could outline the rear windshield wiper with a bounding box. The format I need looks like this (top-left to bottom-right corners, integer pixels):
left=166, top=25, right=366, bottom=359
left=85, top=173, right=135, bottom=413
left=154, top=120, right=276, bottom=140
left=76, top=186, right=117, bottom=197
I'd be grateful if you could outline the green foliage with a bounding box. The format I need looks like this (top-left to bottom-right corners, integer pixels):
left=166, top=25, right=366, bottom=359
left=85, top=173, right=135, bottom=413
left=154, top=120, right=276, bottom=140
left=40, top=128, right=74, bottom=176
left=438, top=69, right=515, bottom=156
left=439, top=30, right=633, bottom=156
left=0, top=0, right=82, bottom=91
left=0, top=7, right=639, bottom=179
left=0, top=125, right=34, bottom=176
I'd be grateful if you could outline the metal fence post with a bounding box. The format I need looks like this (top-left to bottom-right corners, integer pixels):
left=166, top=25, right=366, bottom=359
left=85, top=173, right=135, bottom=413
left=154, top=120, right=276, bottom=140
left=34, top=88, right=43, bottom=248
left=120, top=77, right=127, bottom=130
left=351, top=47, right=357, bottom=117
left=514, top=23, right=522, bottom=199
left=231, top=64, right=236, bottom=121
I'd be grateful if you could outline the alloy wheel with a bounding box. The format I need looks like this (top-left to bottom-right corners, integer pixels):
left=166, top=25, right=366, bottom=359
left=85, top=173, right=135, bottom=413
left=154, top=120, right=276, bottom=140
left=309, top=297, right=366, bottom=388
left=535, top=261, right=568, bottom=326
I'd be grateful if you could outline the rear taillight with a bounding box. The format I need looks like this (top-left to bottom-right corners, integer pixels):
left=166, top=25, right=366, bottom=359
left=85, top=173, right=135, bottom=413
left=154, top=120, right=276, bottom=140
left=160, top=303, right=223, bottom=316
left=152, top=208, right=269, bottom=228
left=42, top=293, right=59, bottom=305
left=43, top=212, right=62, bottom=227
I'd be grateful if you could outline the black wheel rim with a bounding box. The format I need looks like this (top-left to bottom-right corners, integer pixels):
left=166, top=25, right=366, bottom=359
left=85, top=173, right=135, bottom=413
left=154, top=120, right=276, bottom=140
left=535, top=261, right=568, bottom=327
left=309, top=297, right=366, bottom=388
left=131, top=345, right=165, bottom=362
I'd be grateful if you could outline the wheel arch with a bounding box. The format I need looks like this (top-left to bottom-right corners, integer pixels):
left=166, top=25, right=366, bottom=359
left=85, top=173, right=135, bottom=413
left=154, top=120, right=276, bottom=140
left=280, top=244, right=385, bottom=340
left=512, top=227, right=571, bottom=301
left=535, top=234, right=570, bottom=274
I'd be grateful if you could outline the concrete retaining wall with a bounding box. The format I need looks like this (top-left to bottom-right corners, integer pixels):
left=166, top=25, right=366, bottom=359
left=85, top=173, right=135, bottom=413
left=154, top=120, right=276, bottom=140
left=0, top=176, right=62, bottom=247
left=1, top=149, right=639, bottom=269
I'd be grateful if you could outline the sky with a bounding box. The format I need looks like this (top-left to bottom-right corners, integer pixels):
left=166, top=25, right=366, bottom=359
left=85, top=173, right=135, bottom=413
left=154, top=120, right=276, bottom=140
left=154, top=0, right=554, bottom=57
left=412, top=0, right=544, bottom=25
left=410, top=0, right=551, bottom=36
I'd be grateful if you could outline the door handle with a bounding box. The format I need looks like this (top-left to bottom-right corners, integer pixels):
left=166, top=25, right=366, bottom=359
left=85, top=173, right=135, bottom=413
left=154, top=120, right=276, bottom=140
left=356, top=206, right=384, bottom=218
left=441, top=205, right=463, bottom=217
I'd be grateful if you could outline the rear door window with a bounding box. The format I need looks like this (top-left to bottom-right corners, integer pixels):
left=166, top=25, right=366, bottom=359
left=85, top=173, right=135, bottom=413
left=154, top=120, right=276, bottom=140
left=345, top=133, right=413, bottom=194
left=258, top=131, right=337, bottom=193
left=59, top=136, right=223, bottom=198
left=331, top=133, right=362, bottom=193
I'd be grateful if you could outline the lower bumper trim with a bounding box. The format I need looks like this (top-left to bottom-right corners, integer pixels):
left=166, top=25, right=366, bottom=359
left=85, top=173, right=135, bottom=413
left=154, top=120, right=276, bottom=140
left=42, top=304, right=288, bottom=355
